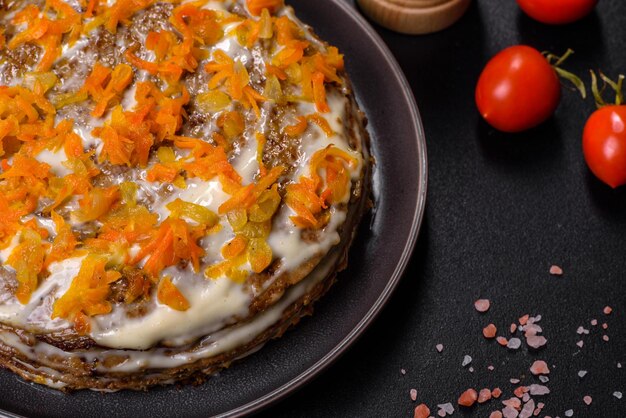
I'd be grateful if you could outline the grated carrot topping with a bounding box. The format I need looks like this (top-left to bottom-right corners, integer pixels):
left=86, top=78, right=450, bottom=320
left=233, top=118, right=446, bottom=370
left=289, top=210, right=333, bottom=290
left=306, top=113, right=333, bottom=137
left=246, top=0, right=284, bottom=16
left=284, top=116, right=307, bottom=137
left=218, top=165, right=284, bottom=215
left=6, top=228, right=46, bottom=304
left=139, top=218, right=205, bottom=277
left=8, top=0, right=82, bottom=72
left=75, top=186, right=120, bottom=222
left=285, top=146, right=357, bottom=229
left=44, top=211, right=78, bottom=269
left=81, top=63, right=134, bottom=117
left=51, top=255, right=122, bottom=334
left=205, top=51, right=266, bottom=116
left=157, top=276, right=190, bottom=311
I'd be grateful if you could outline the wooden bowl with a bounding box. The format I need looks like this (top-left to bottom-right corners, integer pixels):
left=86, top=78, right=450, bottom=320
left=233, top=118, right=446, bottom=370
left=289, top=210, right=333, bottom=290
left=357, top=0, right=471, bottom=35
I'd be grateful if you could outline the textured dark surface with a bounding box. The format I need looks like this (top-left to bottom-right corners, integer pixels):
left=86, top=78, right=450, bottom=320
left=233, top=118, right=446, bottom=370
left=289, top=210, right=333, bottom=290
left=262, top=1, right=626, bottom=417
left=0, top=1, right=426, bottom=417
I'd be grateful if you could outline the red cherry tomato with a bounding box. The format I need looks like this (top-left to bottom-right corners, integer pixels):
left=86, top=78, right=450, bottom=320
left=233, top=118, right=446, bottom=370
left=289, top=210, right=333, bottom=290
left=475, top=45, right=561, bottom=133
left=583, top=106, right=626, bottom=188
left=517, top=0, right=598, bottom=25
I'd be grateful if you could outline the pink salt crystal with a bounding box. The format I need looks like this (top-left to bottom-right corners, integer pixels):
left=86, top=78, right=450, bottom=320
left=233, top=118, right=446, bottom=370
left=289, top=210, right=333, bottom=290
left=510, top=323, right=517, bottom=333
left=410, top=388, right=418, bottom=401
left=508, top=338, right=522, bottom=350
left=475, top=299, right=491, bottom=313
left=414, top=404, right=430, bottom=418
left=519, top=399, right=535, bottom=418
left=583, top=396, right=592, bottom=405
left=503, top=397, right=521, bottom=409
left=526, top=335, right=547, bottom=349
left=458, top=388, right=478, bottom=407
left=437, top=409, right=446, bottom=417
left=576, top=326, right=589, bottom=335
left=528, top=384, right=550, bottom=396
left=510, top=378, right=520, bottom=384
left=549, top=265, right=563, bottom=276
left=401, top=368, right=406, bottom=375
left=490, top=412, right=503, bottom=418
left=488, top=365, right=495, bottom=371
left=604, top=306, right=613, bottom=315
left=602, top=323, right=608, bottom=330
left=522, top=393, right=530, bottom=403
left=497, top=336, right=509, bottom=346
left=478, top=388, right=492, bottom=403
left=513, top=386, right=528, bottom=398
left=484, top=324, right=498, bottom=339
left=603, top=335, right=609, bottom=342
left=618, top=363, right=622, bottom=369
left=492, top=388, right=502, bottom=398
left=436, top=344, right=444, bottom=353
left=591, top=319, right=598, bottom=326
left=519, top=315, right=529, bottom=325
left=565, top=409, right=574, bottom=417
left=537, top=403, right=545, bottom=409
left=502, top=405, right=520, bottom=418
left=530, top=360, right=550, bottom=375
left=576, top=340, right=584, bottom=348
left=523, top=324, right=542, bottom=337
left=533, top=408, right=541, bottom=417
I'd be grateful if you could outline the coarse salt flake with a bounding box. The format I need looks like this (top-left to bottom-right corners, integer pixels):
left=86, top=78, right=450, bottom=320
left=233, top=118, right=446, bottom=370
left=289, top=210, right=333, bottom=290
left=549, top=265, right=563, bottom=275
left=414, top=404, right=430, bottom=418
left=529, top=384, right=550, bottom=396
left=502, top=405, right=519, bottom=418
left=507, top=338, right=522, bottom=350
left=462, top=355, right=472, bottom=367
left=526, top=335, right=547, bottom=349
left=475, top=299, right=491, bottom=313
left=530, top=360, right=550, bottom=375
left=484, top=324, right=497, bottom=339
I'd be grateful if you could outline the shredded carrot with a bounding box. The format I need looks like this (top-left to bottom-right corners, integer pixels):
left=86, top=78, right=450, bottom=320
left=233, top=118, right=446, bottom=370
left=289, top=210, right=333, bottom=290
left=157, top=276, right=190, bottom=311
left=82, top=63, right=134, bottom=117
left=221, top=235, right=248, bottom=259
left=246, top=0, right=284, bottom=16
left=6, top=229, right=46, bottom=304
left=8, top=0, right=82, bottom=72
left=285, top=146, right=357, bottom=228
left=51, top=255, right=121, bottom=334
left=219, top=166, right=284, bottom=214
left=132, top=218, right=206, bottom=277
left=305, top=113, right=333, bottom=137
left=284, top=116, right=307, bottom=137
left=44, top=211, right=78, bottom=269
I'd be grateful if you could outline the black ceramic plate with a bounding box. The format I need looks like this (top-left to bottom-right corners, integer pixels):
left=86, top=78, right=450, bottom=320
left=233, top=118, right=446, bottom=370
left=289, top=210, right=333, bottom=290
left=0, top=1, right=427, bottom=417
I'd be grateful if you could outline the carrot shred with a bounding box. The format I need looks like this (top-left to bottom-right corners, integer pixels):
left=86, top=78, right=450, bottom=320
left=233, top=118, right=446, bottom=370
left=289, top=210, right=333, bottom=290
left=51, top=255, right=122, bottom=334
left=157, top=276, right=190, bottom=311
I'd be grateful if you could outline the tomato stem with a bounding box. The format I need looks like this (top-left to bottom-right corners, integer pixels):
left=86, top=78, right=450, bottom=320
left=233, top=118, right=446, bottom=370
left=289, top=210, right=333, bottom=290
left=543, top=49, right=587, bottom=99
left=590, top=70, right=624, bottom=108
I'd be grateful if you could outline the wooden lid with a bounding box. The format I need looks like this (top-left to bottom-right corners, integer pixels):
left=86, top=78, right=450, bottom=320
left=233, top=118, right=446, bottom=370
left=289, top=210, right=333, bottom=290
left=357, top=0, right=471, bottom=35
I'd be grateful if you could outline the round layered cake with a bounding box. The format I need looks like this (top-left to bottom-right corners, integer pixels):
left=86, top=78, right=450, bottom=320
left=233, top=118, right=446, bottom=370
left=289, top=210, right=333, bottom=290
left=0, top=0, right=370, bottom=390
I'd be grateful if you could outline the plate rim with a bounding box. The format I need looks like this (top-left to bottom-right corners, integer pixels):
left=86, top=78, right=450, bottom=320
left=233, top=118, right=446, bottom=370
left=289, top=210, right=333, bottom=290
left=218, top=1, right=428, bottom=416
left=0, top=1, right=427, bottom=417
